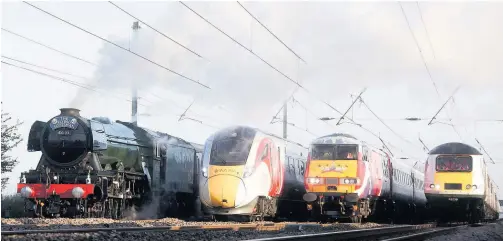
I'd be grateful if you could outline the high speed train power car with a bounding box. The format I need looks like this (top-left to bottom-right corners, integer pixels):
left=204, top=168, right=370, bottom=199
left=199, top=126, right=309, bottom=221
left=302, top=133, right=428, bottom=223
left=17, top=108, right=203, bottom=219
left=424, top=142, right=500, bottom=223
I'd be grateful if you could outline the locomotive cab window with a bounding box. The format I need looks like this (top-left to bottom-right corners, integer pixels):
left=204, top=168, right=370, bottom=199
left=311, top=144, right=358, bottom=160
left=209, top=129, right=254, bottom=166
left=436, top=155, right=473, bottom=172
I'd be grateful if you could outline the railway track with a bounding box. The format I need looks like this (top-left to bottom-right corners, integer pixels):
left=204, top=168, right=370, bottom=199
left=2, top=221, right=482, bottom=240
left=2, top=223, right=287, bottom=236
left=243, top=223, right=464, bottom=241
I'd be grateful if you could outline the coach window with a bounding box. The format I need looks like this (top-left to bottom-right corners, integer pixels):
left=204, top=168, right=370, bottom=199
left=299, top=160, right=305, bottom=176
left=288, top=157, right=296, bottom=174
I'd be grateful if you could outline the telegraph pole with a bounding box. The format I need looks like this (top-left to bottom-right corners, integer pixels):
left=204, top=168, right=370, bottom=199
left=283, top=102, right=287, bottom=139
left=131, top=21, right=140, bottom=126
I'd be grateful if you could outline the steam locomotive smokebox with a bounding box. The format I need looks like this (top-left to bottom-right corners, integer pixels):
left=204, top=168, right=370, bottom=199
left=60, top=108, right=81, bottom=117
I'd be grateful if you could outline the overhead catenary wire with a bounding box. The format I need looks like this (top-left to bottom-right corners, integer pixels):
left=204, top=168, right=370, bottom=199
left=179, top=1, right=302, bottom=89
left=398, top=2, right=462, bottom=140
left=336, top=88, right=366, bottom=125
left=2, top=55, right=92, bottom=81
left=108, top=1, right=207, bottom=60
left=1, top=55, right=158, bottom=104
left=475, top=138, right=496, bottom=164
left=23, top=1, right=210, bottom=90
left=179, top=2, right=366, bottom=130
left=180, top=0, right=409, bottom=158
left=3, top=59, right=223, bottom=131
left=2, top=28, right=97, bottom=66
left=398, top=2, right=439, bottom=97
left=416, top=2, right=436, bottom=59
left=1, top=61, right=148, bottom=106
left=236, top=1, right=306, bottom=63
left=359, top=97, right=418, bottom=148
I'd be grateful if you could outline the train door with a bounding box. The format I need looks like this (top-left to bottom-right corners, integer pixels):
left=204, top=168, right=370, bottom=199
left=387, top=154, right=393, bottom=199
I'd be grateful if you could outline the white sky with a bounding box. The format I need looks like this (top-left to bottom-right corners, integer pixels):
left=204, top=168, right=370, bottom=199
left=2, top=1, right=503, bottom=196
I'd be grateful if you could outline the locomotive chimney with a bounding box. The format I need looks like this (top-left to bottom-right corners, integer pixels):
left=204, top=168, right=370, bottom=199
left=60, top=108, right=81, bottom=117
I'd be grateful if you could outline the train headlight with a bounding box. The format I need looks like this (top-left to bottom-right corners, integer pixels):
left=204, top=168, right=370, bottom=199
left=466, top=184, right=472, bottom=190
left=342, top=178, right=358, bottom=184
left=472, top=185, right=477, bottom=190
left=202, top=167, right=208, bottom=178
left=307, top=178, right=321, bottom=184
left=429, top=184, right=435, bottom=189
left=71, top=187, right=85, bottom=198
left=435, top=184, right=440, bottom=190
left=20, top=186, right=33, bottom=198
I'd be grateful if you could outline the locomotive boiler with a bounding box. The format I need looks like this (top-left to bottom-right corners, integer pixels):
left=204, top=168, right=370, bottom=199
left=17, top=108, right=202, bottom=219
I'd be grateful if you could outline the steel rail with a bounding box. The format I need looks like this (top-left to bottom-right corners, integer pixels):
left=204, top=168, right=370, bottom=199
left=380, top=226, right=461, bottom=241
left=1, top=223, right=284, bottom=236
left=243, top=224, right=436, bottom=241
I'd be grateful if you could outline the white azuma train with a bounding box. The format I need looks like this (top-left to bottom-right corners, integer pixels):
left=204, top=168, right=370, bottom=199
left=424, top=142, right=500, bottom=223
left=199, top=126, right=309, bottom=221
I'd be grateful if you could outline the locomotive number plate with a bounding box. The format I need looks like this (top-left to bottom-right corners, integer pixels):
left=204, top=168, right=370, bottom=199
left=57, top=130, right=71, bottom=136
left=327, top=186, right=337, bottom=191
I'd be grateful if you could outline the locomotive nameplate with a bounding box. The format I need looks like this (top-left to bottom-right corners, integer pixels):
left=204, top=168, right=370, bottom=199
left=50, top=116, right=79, bottom=130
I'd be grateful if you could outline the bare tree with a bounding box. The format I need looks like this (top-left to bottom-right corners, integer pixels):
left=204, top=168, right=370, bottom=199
left=1, top=112, right=23, bottom=191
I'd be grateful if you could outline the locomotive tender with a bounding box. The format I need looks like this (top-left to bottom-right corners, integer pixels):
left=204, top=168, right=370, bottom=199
left=17, top=108, right=202, bottom=218
left=303, top=133, right=428, bottom=223
left=424, top=142, right=500, bottom=223
left=199, top=126, right=309, bottom=221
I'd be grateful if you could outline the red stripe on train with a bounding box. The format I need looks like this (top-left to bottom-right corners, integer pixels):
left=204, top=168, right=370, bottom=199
left=17, top=183, right=95, bottom=198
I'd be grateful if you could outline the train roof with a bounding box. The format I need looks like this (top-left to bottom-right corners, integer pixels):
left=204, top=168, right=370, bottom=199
left=95, top=118, right=195, bottom=149
left=429, top=142, right=482, bottom=155
left=317, top=133, right=358, bottom=140
left=189, top=142, right=204, bottom=153
left=311, top=133, right=360, bottom=145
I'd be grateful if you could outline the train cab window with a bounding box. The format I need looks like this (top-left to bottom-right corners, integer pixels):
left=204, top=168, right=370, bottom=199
left=311, top=144, right=358, bottom=160
left=210, top=135, right=254, bottom=166
left=436, top=155, right=472, bottom=172
left=336, top=144, right=358, bottom=160
left=311, top=145, right=335, bottom=160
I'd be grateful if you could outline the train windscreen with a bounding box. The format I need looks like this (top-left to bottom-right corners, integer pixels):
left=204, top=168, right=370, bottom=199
left=210, top=127, right=255, bottom=166
left=435, top=155, right=473, bottom=172
left=311, top=144, right=358, bottom=160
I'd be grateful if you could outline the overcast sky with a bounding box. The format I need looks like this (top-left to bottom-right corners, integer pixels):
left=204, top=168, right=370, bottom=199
left=2, top=1, right=503, bottom=196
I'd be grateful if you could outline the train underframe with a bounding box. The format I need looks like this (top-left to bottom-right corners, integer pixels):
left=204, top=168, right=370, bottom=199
left=427, top=195, right=499, bottom=224
left=20, top=169, right=149, bottom=219
left=306, top=193, right=368, bottom=223
left=207, top=195, right=309, bottom=222
left=305, top=193, right=427, bottom=224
